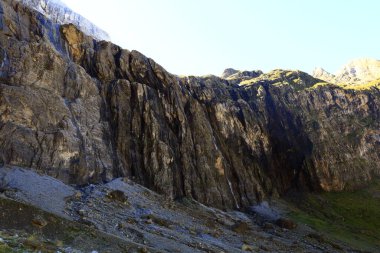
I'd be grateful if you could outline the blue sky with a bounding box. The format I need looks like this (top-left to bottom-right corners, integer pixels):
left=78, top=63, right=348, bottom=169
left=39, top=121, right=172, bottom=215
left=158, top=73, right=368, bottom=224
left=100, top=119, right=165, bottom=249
left=62, top=0, right=380, bottom=76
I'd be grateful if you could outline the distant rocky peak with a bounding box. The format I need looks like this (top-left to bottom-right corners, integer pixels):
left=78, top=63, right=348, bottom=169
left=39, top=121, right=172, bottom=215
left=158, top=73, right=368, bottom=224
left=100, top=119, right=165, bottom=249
left=221, top=68, right=263, bottom=83
left=312, top=58, right=380, bottom=85
left=221, top=68, right=239, bottom=79
left=17, top=0, right=110, bottom=41
left=312, top=67, right=330, bottom=77
left=335, top=58, right=380, bottom=83
left=312, top=67, right=336, bottom=83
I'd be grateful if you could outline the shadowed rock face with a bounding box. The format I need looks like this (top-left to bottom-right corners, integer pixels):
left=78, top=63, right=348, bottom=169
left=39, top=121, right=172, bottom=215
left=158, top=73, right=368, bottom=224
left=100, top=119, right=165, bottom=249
left=0, top=0, right=379, bottom=209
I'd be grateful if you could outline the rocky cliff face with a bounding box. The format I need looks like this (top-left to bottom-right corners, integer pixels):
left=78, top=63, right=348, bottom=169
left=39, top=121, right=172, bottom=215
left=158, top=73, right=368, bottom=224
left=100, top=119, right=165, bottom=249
left=0, top=0, right=379, bottom=210
left=16, top=0, right=110, bottom=40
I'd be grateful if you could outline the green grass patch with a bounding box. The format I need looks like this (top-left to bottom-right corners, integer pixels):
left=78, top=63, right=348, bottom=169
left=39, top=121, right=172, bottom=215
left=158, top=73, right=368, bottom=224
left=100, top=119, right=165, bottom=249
left=339, top=79, right=380, bottom=90
left=0, top=244, right=19, bottom=253
left=287, top=179, right=380, bottom=252
left=239, top=78, right=256, bottom=85
left=308, top=82, right=331, bottom=89
left=0, top=197, right=143, bottom=252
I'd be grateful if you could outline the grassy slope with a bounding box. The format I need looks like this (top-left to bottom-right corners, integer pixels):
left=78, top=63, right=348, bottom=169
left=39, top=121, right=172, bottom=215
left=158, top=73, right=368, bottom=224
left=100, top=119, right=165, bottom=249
left=308, top=79, right=380, bottom=91
left=340, top=79, right=380, bottom=90
left=238, top=69, right=380, bottom=92
left=286, top=180, right=380, bottom=252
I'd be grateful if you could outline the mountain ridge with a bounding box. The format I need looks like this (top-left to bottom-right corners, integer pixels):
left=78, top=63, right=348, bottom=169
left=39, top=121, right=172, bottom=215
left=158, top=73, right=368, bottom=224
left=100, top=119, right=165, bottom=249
left=0, top=1, right=380, bottom=251
left=0, top=0, right=379, bottom=210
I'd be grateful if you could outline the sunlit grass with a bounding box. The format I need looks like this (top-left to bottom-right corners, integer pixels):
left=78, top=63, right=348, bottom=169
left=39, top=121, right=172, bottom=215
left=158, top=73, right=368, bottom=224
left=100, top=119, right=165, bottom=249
left=339, top=79, right=380, bottom=90
left=309, top=82, right=330, bottom=89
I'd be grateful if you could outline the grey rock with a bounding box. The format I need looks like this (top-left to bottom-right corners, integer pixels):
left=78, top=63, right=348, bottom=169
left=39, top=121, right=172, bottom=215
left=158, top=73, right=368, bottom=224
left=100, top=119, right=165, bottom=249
left=1, top=168, right=349, bottom=252
left=0, top=0, right=379, bottom=212
left=17, top=0, right=110, bottom=40
left=221, top=68, right=239, bottom=78
left=0, top=166, right=75, bottom=217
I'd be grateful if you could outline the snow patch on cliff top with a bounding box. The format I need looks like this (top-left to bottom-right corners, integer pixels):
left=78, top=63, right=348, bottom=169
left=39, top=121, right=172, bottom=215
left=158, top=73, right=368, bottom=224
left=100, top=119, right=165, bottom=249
left=17, top=0, right=110, bottom=41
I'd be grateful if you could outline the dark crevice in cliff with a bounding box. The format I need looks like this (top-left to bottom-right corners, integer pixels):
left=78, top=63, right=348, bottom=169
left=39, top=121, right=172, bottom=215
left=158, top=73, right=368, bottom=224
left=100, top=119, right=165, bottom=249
left=104, top=81, right=123, bottom=180
left=263, top=84, right=314, bottom=193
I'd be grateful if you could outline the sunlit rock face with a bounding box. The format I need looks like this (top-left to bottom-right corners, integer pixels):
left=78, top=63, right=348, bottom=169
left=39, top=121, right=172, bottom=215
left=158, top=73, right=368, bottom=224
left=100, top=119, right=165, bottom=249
left=0, top=0, right=379, bottom=209
left=16, top=0, right=110, bottom=41
left=335, top=58, right=380, bottom=84
left=313, top=58, right=380, bottom=85
left=312, top=67, right=336, bottom=84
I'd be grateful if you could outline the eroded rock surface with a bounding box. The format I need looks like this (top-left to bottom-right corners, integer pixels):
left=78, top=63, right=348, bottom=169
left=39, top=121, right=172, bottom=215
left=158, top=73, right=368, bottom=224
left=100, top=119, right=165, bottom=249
left=0, top=0, right=379, bottom=211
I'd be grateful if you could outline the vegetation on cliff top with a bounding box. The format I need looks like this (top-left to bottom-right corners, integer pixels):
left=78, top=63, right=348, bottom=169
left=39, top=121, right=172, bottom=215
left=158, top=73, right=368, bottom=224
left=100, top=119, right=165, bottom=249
left=308, top=78, right=380, bottom=91
left=238, top=69, right=320, bottom=90
left=237, top=69, right=380, bottom=93
left=340, top=78, right=380, bottom=90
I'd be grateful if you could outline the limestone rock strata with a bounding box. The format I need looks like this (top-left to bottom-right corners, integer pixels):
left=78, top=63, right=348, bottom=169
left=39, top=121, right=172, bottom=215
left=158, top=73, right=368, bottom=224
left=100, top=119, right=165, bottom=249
left=0, top=0, right=379, bottom=209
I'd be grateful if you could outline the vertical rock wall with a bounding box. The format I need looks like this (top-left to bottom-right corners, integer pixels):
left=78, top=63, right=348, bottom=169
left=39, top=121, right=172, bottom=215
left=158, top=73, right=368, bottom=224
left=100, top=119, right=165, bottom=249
left=0, top=0, right=379, bottom=209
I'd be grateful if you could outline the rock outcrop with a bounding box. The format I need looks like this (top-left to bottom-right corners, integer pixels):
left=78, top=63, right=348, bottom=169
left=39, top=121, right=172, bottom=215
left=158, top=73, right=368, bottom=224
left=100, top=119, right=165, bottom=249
left=221, top=68, right=264, bottom=85
left=0, top=0, right=379, bottom=210
left=221, top=68, right=239, bottom=79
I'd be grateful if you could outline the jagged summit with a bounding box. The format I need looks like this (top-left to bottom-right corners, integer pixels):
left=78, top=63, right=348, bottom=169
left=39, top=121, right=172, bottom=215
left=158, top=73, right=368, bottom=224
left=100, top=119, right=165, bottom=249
left=312, top=67, right=336, bottom=83
left=221, top=68, right=263, bottom=80
left=17, top=0, right=110, bottom=40
left=336, top=58, right=380, bottom=83
left=221, top=68, right=264, bottom=86
left=313, top=58, right=380, bottom=85
left=221, top=68, right=239, bottom=78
